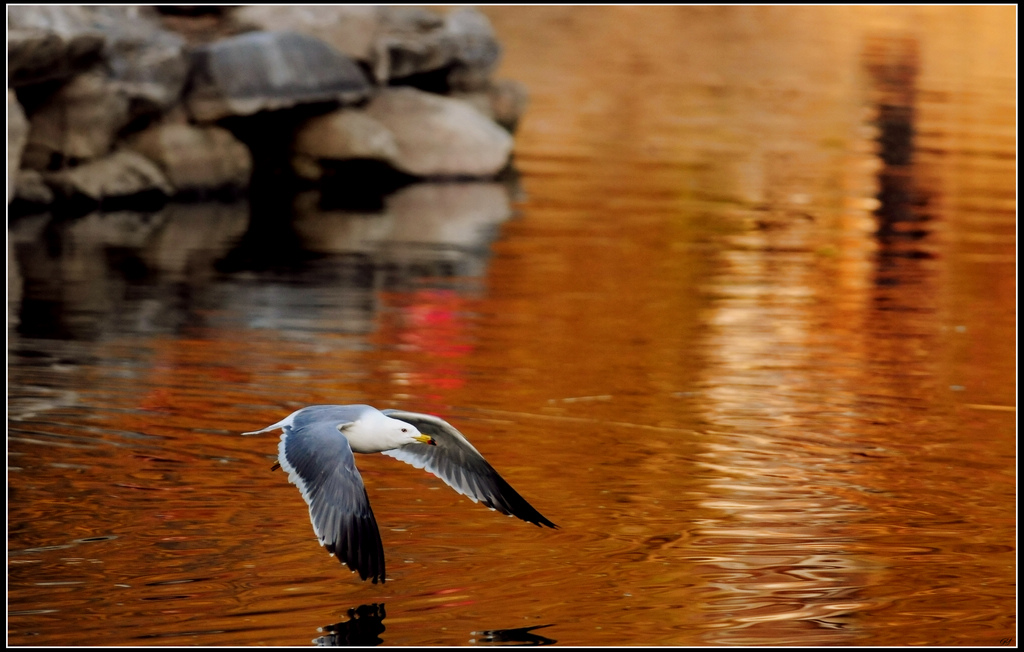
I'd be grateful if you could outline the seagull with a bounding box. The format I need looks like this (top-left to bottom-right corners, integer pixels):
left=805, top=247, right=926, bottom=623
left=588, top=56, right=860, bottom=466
left=243, top=404, right=557, bottom=583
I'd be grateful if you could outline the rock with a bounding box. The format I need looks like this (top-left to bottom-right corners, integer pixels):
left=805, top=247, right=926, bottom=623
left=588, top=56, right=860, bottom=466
left=7, top=6, right=187, bottom=111
left=21, top=71, right=131, bottom=169
left=451, top=79, right=530, bottom=133
left=126, top=122, right=252, bottom=193
left=291, top=110, right=400, bottom=179
left=7, top=6, right=98, bottom=36
left=6, top=28, right=104, bottom=88
left=86, top=6, right=189, bottom=114
left=443, top=8, right=502, bottom=91
left=380, top=7, right=446, bottom=34
left=6, top=6, right=106, bottom=87
left=371, top=7, right=500, bottom=88
left=185, top=30, right=372, bottom=122
left=231, top=6, right=382, bottom=62
left=487, top=80, right=530, bottom=132
left=43, top=150, right=172, bottom=202
left=363, top=87, right=512, bottom=178
left=14, top=170, right=55, bottom=207
left=156, top=6, right=229, bottom=17
left=8, top=91, right=30, bottom=204
left=230, top=7, right=502, bottom=88
left=372, top=7, right=454, bottom=83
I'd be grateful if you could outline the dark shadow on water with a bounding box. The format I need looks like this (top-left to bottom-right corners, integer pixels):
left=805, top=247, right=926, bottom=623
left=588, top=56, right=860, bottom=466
left=212, top=170, right=315, bottom=275
left=315, top=160, right=418, bottom=212
left=314, top=603, right=387, bottom=647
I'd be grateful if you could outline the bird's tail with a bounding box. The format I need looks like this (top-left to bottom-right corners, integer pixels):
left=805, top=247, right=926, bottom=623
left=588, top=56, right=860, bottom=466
left=241, top=417, right=290, bottom=436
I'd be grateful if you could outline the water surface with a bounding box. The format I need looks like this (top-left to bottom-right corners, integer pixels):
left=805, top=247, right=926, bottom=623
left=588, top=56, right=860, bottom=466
left=7, top=6, right=1016, bottom=646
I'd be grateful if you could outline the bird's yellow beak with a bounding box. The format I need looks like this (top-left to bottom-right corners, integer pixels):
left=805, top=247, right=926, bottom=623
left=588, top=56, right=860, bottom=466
left=415, top=434, right=437, bottom=446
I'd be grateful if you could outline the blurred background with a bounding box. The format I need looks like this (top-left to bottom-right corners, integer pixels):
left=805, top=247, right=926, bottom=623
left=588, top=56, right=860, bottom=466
left=7, top=5, right=1016, bottom=647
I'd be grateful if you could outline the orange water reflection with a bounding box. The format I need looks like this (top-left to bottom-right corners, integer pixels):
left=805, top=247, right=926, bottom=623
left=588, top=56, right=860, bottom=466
left=8, top=5, right=1015, bottom=647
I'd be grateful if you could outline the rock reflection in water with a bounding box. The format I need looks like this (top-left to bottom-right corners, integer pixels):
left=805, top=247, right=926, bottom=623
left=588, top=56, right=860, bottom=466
left=9, top=202, right=249, bottom=339
left=9, top=180, right=515, bottom=341
left=226, top=180, right=513, bottom=337
left=293, top=181, right=513, bottom=279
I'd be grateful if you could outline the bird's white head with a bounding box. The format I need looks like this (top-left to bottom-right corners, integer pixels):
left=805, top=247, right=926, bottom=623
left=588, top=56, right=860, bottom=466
left=340, top=408, right=436, bottom=454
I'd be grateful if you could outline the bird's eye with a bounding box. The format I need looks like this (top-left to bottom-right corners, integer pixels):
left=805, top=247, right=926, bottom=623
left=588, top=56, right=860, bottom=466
left=401, top=428, right=408, bottom=432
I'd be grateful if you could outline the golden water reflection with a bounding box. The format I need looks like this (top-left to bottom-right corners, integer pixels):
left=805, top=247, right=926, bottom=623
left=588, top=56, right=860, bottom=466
left=8, top=6, right=1015, bottom=647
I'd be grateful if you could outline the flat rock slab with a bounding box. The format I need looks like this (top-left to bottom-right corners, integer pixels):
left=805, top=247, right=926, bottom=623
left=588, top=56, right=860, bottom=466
left=185, top=30, right=372, bottom=122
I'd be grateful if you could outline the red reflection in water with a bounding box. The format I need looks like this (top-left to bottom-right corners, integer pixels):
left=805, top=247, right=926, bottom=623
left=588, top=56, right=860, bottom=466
left=383, top=289, right=474, bottom=407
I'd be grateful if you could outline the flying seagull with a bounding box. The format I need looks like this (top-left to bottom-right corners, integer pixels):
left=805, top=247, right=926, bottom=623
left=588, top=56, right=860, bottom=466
left=243, top=404, right=557, bottom=583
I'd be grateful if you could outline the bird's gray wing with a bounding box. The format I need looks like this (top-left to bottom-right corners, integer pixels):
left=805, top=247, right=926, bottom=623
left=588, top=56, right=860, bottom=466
left=380, top=410, right=557, bottom=529
left=277, top=417, right=386, bottom=583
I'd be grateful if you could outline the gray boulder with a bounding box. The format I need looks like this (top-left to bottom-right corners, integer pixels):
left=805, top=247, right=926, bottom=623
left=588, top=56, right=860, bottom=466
left=363, top=87, right=512, bottom=178
left=185, top=31, right=372, bottom=122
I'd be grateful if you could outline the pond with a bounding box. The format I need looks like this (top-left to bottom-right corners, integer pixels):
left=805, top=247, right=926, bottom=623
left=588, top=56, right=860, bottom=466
left=7, top=6, right=1016, bottom=646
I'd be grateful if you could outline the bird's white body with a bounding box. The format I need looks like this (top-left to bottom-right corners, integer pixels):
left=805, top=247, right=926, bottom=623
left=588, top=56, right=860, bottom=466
left=244, top=405, right=427, bottom=453
left=342, top=408, right=426, bottom=453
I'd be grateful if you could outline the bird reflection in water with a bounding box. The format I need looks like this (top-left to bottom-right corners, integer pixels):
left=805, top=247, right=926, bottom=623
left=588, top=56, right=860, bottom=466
left=314, top=603, right=387, bottom=647
left=470, top=624, right=557, bottom=646
left=313, top=605, right=556, bottom=647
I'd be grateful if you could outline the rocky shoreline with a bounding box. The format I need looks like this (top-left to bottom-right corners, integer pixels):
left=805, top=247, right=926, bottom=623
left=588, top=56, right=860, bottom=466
left=7, top=6, right=527, bottom=216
